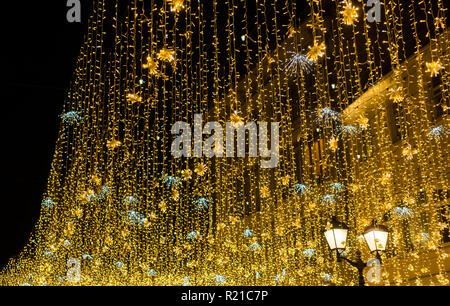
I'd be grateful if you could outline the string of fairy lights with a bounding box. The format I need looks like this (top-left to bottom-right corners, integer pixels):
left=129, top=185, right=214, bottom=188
left=1, top=0, right=448, bottom=286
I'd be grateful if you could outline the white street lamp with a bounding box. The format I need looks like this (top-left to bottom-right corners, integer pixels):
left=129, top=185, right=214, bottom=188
left=324, top=217, right=390, bottom=286
left=363, top=223, right=389, bottom=258
left=324, top=216, right=349, bottom=256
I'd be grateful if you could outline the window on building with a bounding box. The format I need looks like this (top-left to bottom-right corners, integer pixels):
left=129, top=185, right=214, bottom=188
left=433, top=189, right=450, bottom=243
left=401, top=219, right=415, bottom=252
left=289, top=85, right=301, bottom=121
left=440, top=205, right=450, bottom=243
left=312, top=138, right=324, bottom=179
left=293, top=140, right=304, bottom=180
left=357, top=124, right=374, bottom=160
left=430, top=75, right=446, bottom=122
left=369, top=115, right=380, bottom=154
left=388, top=102, right=404, bottom=143
left=303, top=137, right=324, bottom=181
left=244, top=165, right=261, bottom=216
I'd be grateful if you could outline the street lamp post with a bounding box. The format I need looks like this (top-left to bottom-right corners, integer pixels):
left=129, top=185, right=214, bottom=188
left=325, top=217, right=389, bottom=286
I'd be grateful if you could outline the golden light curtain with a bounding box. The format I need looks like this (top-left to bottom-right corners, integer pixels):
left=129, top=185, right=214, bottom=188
left=1, top=0, right=449, bottom=286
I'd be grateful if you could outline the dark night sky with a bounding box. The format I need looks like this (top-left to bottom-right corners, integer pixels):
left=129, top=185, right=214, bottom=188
left=0, top=1, right=90, bottom=268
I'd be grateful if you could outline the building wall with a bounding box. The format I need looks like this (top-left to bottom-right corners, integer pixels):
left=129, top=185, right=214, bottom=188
left=300, top=35, right=450, bottom=284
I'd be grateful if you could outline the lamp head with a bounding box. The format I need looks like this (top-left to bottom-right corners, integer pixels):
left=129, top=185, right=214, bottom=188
left=325, top=216, right=349, bottom=255
left=363, top=222, right=389, bottom=254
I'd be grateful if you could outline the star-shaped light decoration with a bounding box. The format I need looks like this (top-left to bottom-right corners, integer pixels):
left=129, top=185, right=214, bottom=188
left=329, top=137, right=339, bottom=151
left=287, top=25, right=297, bottom=38
left=126, top=93, right=142, bottom=104
left=121, top=228, right=129, bottom=238
left=90, top=174, right=102, bottom=186
left=173, top=247, right=183, bottom=256
left=107, top=139, right=122, bottom=149
left=142, top=56, right=159, bottom=75
left=181, top=169, right=192, bottom=180
left=157, top=48, right=176, bottom=62
left=341, top=1, right=359, bottom=25
left=307, top=202, right=316, bottom=211
left=169, top=0, right=185, bottom=13
left=229, top=215, right=239, bottom=224
left=402, top=144, right=418, bottom=160
left=217, top=222, right=226, bottom=231
left=306, top=41, right=326, bottom=62
left=281, top=175, right=290, bottom=186
left=435, top=17, right=445, bottom=30
left=139, top=263, right=150, bottom=272
left=86, top=188, right=95, bottom=198
left=159, top=201, right=167, bottom=212
left=260, top=186, right=270, bottom=198
left=64, top=222, right=75, bottom=236
left=206, top=253, right=214, bottom=261
left=356, top=116, right=369, bottom=130
left=150, top=212, right=158, bottom=221
left=275, top=226, right=285, bottom=236
left=195, top=162, right=207, bottom=176
left=404, top=196, right=416, bottom=205
left=425, top=60, right=444, bottom=77
left=267, top=56, right=275, bottom=64
left=74, top=207, right=84, bottom=219
left=101, top=249, right=116, bottom=259
left=192, top=188, right=202, bottom=198
left=389, top=86, right=405, bottom=103
left=260, top=232, right=269, bottom=241
left=143, top=218, right=151, bottom=228
left=186, top=260, right=198, bottom=268
left=380, top=172, right=392, bottom=185
left=230, top=112, right=243, bottom=125
left=105, top=236, right=113, bottom=245
left=171, top=189, right=180, bottom=201
left=293, top=218, right=302, bottom=229
left=349, top=183, right=361, bottom=192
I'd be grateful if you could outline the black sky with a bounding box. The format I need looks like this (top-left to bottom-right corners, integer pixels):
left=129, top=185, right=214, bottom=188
left=0, top=1, right=90, bottom=268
